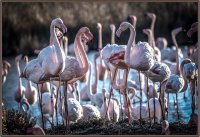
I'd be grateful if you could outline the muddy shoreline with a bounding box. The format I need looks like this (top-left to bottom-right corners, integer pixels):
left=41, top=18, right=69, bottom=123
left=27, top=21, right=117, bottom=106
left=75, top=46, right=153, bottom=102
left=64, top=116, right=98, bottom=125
left=2, top=109, right=197, bottom=135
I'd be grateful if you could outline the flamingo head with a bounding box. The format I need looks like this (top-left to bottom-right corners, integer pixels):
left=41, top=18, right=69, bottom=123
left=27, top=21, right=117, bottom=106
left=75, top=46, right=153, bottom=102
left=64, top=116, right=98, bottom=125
left=97, top=22, right=102, bottom=30
left=183, top=63, right=197, bottom=80
left=156, top=37, right=168, bottom=50
left=145, top=12, right=156, bottom=20
left=165, top=75, right=184, bottom=93
left=116, top=22, right=131, bottom=37
left=15, top=54, right=23, bottom=62
left=110, top=24, right=115, bottom=31
left=143, top=28, right=152, bottom=36
left=187, top=22, right=198, bottom=38
left=172, top=27, right=185, bottom=36
left=51, top=18, right=67, bottom=35
left=3, top=60, right=11, bottom=70
left=148, top=62, right=171, bottom=82
left=79, top=27, right=93, bottom=45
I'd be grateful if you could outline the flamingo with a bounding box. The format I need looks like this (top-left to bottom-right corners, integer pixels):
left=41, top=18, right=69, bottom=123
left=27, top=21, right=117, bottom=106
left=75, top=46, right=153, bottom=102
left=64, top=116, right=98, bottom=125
left=14, top=54, right=26, bottom=110
left=2, top=60, right=11, bottom=84
left=187, top=22, right=198, bottom=68
left=20, top=19, right=66, bottom=129
left=96, top=23, right=107, bottom=81
left=50, top=27, right=93, bottom=132
left=37, top=18, right=67, bottom=82
left=20, top=18, right=67, bottom=84
left=80, top=52, right=100, bottom=102
left=180, top=59, right=198, bottom=126
left=145, top=12, right=161, bottom=62
left=24, top=56, right=37, bottom=106
left=147, top=61, right=171, bottom=121
left=115, top=22, right=154, bottom=124
left=165, top=27, right=187, bottom=121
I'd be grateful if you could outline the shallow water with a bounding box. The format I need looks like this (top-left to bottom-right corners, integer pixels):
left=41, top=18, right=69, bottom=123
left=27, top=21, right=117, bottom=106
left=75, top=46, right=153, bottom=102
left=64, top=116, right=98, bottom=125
left=2, top=50, right=198, bottom=127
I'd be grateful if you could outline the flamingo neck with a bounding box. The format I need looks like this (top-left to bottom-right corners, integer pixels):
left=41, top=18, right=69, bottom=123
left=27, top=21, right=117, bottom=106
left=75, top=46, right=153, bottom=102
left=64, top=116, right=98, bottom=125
left=16, top=61, right=22, bottom=87
left=74, top=33, right=89, bottom=74
left=87, top=63, right=93, bottom=99
left=111, top=26, right=115, bottom=44
left=151, top=17, right=156, bottom=36
left=51, top=24, right=65, bottom=73
left=64, top=37, right=68, bottom=56
left=93, top=56, right=98, bottom=93
left=172, top=34, right=179, bottom=75
left=125, top=24, right=136, bottom=66
left=98, top=27, right=102, bottom=50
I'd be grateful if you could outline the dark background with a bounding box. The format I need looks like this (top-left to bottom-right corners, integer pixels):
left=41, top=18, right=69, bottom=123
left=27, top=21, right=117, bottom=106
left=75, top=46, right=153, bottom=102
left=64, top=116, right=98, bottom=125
left=2, top=2, right=198, bottom=57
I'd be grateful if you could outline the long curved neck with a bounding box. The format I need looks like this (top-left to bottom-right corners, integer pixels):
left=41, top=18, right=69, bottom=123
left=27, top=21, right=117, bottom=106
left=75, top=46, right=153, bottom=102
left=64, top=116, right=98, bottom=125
left=98, top=27, right=102, bottom=50
left=16, top=61, right=22, bottom=89
left=172, top=33, right=179, bottom=75
left=111, top=26, right=115, bottom=44
left=93, top=56, right=98, bottom=93
left=63, top=37, right=68, bottom=56
left=25, top=58, right=32, bottom=89
left=87, top=64, right=93, bottom=98
left=151, top=17, right=156, bottom=36
left=180, top=60, right=191, bottom=91
left=51, top=24, right=65, bottom=67
left=74, top=33, right=89, bottom=74
left=125, top=25, right=136, bottom=66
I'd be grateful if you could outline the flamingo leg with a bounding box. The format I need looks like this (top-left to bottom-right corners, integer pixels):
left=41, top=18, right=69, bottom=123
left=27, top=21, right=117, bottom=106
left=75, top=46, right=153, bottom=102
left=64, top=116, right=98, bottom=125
left=158, top=82, right=165, bottom=120
left=138, top=71, right=142, bottom=126
left=119, top=90, right=123, bottom=121
left=37, top=84, right=45, bottom=130
left=167, top=93, right=169, bottom=118
left=153, top=82, right=156, bottom=123
left=123, top=68, right=132, bottom=124
left=55, top=75, right=61, bottom=129
left=64, top=81, right=70, bottom=134
left=175, top=93, right=180, bottom=121
left=105, top=67, right=117, bottom=119
left=146, top=76, right=151, bottom=126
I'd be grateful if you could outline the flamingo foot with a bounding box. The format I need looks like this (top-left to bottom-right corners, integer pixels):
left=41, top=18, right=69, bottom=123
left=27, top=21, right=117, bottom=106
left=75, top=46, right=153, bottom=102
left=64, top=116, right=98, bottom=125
left=161, top=120, right=170, bottom=135
left=188, top=113, right=198, bottom=127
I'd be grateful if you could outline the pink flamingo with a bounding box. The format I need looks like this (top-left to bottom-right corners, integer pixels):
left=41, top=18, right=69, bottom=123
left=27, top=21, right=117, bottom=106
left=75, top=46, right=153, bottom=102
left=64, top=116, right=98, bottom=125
left=96, top=23, right=108, bottom=81
left=165, top=27, right=187, bottom=121
left=115, top=22, right=154, bottom=125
